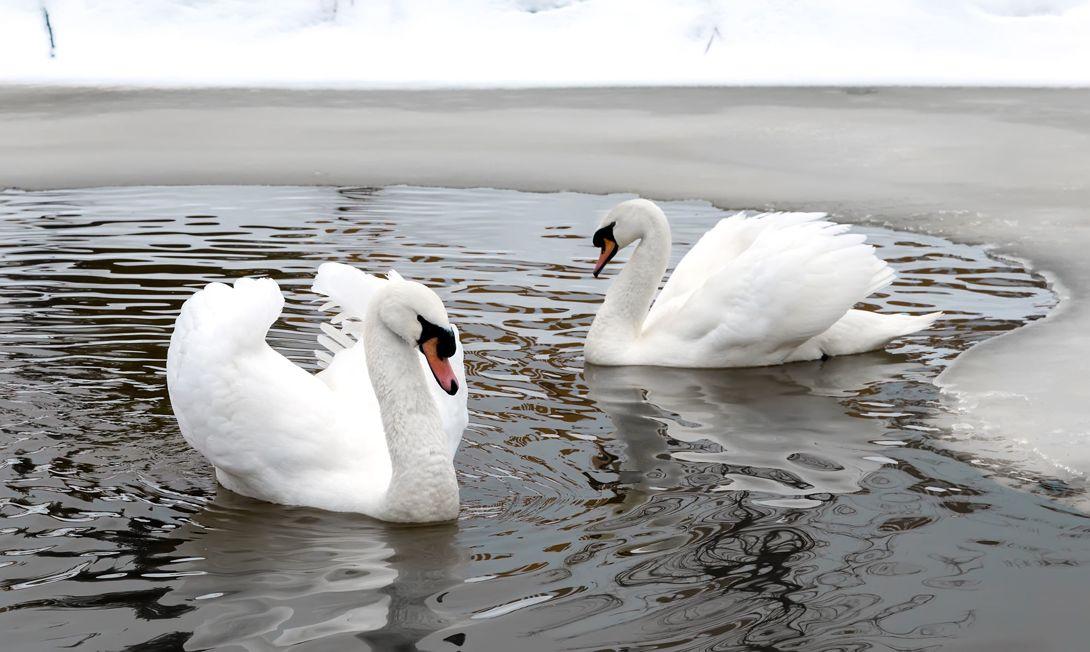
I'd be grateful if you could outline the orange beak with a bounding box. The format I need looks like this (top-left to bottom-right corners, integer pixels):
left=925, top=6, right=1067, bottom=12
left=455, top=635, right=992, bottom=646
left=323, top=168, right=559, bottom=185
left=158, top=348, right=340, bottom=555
left=421, top=337, right=459, bottom=395
left=593, top=239, right=618, bottom=278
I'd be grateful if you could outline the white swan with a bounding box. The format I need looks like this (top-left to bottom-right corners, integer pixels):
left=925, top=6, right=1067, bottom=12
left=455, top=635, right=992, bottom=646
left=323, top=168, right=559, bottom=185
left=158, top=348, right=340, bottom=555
left=166, top=263, right=469, bottom=522
left=586, top=199, right=940, bottom=368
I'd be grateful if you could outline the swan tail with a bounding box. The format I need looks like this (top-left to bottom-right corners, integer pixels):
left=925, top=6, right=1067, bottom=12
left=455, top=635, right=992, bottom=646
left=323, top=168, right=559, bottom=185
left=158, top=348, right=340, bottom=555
left=311, top=262, right=386, bottom=367
left=811, top=309, right=942, bottom=357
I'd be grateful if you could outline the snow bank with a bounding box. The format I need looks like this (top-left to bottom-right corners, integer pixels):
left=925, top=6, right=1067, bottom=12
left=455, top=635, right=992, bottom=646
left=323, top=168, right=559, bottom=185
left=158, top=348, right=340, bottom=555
left=2, top=0, right=1089, bottom=87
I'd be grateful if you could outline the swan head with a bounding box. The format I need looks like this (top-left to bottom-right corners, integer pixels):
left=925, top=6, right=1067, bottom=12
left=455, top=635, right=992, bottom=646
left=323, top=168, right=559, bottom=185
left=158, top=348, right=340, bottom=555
left=377, top=280, right=460, bottom=396
left=592, top=199, right=666, bottom=277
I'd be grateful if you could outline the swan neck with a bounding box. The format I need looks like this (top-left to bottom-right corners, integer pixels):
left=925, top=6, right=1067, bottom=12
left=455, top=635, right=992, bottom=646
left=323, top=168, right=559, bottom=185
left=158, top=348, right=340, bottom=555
left=364, top=317, right=459, bottom=523
left=591, top=218, right=671, bottom=342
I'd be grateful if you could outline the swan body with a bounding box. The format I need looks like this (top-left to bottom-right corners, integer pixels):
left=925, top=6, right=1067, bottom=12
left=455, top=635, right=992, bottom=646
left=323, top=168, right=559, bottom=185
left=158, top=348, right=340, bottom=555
left=586, top=199, right=940, bottom=368
left=166, top=263, right=468, bottom=522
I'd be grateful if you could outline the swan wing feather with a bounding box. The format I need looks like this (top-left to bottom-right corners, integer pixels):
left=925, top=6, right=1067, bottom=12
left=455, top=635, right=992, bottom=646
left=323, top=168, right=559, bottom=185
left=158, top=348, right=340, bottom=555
left=644, top=218, right=893, bottom=363
left=311, top=262, right=384, bottom=364
left=645, top=212, right=829, bottom=333
left=166, top=278, right=368, bottom=502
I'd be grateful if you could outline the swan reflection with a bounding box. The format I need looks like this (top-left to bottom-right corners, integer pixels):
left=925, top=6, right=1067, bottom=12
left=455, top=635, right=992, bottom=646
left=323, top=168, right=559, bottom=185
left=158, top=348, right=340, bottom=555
left=170, top=491, right=461, bottom=649
left=585, top=353, right=919, bottom=502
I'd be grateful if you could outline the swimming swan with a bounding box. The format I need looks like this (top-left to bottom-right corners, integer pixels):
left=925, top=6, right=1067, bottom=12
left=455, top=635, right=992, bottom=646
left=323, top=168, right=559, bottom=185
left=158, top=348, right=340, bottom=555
left=586, top=199, right=940, bottom=368
left=166, top=263, right=468, bottom=522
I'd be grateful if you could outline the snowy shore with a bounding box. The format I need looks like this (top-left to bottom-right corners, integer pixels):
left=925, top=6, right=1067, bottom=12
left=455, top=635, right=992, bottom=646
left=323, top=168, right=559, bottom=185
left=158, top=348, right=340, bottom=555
left=1, top=85, right=1088, bottom=480
left=4, top=0, right=1090, bottom=87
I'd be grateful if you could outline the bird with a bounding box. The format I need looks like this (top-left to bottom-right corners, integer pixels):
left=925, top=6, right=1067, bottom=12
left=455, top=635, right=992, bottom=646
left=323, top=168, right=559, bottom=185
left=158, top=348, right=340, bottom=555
left=166, top=263, right=468, bottom=522
left=585, top=198, right=940, bottom=368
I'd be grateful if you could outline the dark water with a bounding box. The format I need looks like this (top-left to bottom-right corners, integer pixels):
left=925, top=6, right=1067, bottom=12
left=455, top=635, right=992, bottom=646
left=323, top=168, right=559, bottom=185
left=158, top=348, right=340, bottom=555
left=0, top=185, right=1086, bottom=651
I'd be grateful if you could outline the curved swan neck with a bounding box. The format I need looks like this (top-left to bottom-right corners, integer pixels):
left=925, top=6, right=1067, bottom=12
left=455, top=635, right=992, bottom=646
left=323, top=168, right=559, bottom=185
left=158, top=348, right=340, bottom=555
left=589, top=211, right=671, bottom=345
left=364, top=313, right=459, bottom=523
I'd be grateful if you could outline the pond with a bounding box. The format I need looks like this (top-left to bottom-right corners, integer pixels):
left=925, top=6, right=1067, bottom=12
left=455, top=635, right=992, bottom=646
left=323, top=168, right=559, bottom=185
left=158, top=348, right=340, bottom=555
left=1, top=185, right=1085, bottom=650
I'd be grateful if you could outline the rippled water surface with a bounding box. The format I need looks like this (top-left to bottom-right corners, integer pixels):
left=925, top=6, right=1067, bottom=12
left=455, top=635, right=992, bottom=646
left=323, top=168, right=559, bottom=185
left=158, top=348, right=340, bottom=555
left=1, top=185, right=1088, bottom=651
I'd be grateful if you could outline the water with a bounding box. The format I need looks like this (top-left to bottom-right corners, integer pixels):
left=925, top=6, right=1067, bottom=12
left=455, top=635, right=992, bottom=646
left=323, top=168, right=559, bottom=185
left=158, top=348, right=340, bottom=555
left=0, top=185, right=1086, bottom=650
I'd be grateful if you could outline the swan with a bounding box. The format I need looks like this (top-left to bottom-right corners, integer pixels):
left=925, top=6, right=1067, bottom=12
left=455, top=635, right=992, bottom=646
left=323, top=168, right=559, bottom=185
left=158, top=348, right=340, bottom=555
left=586, top=199, right=940, bottom=368
left=166, top=263, right=469, bottom=522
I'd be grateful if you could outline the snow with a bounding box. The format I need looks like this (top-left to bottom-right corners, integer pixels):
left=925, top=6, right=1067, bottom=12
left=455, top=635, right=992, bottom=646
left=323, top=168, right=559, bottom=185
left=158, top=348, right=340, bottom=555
left=2, top=0, right=1090, bottom=88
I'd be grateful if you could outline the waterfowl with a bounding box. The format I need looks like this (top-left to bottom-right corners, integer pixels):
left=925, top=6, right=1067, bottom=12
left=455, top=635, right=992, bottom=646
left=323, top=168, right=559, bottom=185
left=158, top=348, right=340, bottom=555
left=166, top=263, right=468, bottom=522
left=586, top=199, right=939, bottom=368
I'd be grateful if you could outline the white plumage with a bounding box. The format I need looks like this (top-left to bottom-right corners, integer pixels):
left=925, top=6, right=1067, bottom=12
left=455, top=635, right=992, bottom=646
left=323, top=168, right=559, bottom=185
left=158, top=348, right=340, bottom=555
left=585, top=199, right=940, bottom=368
left=166, top=264, right=468, bottom=521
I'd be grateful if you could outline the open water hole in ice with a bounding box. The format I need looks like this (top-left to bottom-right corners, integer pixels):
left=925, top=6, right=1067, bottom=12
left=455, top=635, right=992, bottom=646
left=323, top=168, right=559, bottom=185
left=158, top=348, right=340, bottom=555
left=0, top=185, right=1086, bottom=650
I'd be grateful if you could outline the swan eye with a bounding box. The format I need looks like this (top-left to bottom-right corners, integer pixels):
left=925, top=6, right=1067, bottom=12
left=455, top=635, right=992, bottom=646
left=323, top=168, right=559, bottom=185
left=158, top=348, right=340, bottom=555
left=592, top=222, right=616, bottom=248
left=416, top=315, right=456, bottom=358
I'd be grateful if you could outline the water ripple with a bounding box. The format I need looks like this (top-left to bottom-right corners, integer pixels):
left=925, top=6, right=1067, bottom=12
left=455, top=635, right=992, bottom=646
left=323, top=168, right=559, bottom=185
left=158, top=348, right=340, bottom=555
left=0, top=185, right=1084, bottom=650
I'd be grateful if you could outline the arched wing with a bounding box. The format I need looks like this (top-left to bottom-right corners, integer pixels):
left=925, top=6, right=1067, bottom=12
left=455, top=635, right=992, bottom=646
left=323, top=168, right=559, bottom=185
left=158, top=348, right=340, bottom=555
left=644, top=211, right=829, bottom=334
left=311, top=262, right=385, bottom=366
left=167, top=277, right=347, bottom=482
left=644, top=219, right=894, bottom=362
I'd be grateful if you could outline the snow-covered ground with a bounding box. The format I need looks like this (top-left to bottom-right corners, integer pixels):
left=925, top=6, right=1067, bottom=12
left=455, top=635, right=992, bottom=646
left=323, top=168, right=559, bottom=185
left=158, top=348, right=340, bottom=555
left=3, top=0, right=1090, bottom=87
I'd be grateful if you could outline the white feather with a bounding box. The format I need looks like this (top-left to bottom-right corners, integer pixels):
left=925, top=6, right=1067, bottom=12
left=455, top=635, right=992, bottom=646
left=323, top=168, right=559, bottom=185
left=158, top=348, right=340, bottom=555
left=587, top=201, right=940, bottom=368
left=166, top=266, right=470, bottom=519
left=312, top=262, right=468, bottom=458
